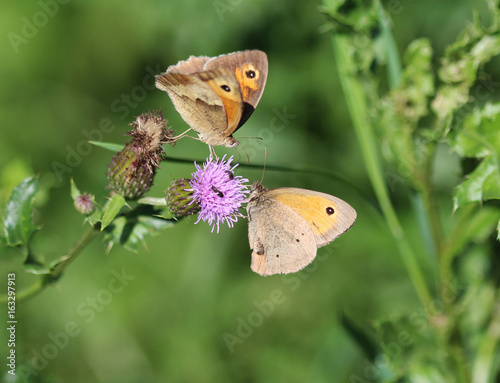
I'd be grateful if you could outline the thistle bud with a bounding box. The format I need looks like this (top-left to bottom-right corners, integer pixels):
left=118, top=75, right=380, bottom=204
left=107, top=110, right=174, bottom=200
left=74, top=193, right=95, bottom=215
left=166, top=178, right=200, bottom=218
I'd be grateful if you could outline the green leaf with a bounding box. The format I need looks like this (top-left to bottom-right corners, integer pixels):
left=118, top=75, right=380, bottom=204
left=101, top=193, right=127, bottom=230
left=104, top=211, right=174, bottom=252
left=70, top=178, right=81, bottom=201
left=86, top=206, right=103, bottom=228
left=156, top=209, right=175, bottom=220
left=2, top=176, right=40, bottom=248
left=433, top=24, right=500, bottom=137
left=450, top=103, right=500, bottom=158
left=137, top=197, right=167, bottom=206
left=449, top=207, right=500, bottom=257
left=450, top=103, right=500, bottom=207
left=454, top=157, right=500, bottom=207
left=89, top=141, right=123, bottom=152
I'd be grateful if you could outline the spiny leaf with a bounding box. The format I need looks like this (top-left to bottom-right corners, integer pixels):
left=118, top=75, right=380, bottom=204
left=454, top=156, right=500, bottom=208
left=2, top=176, right=40, bottom=249
left=450, top=103, right=500, bottom=208
left=101, top=193, right=127, bottom=230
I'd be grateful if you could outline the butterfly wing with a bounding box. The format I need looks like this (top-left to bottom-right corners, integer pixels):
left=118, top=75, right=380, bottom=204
left=265, top=188, right=357, bottom=247
left=155, top=68, right=243, bottom=147
left=247, top=190, right=317, bottom=276
left=205, top=50, right=268, bottom=128
left=166, top=55, right=211, bottom=74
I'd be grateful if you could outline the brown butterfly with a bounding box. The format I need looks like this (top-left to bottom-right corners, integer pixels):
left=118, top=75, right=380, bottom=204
left=155, top=50, right=268, bottom=148
left=247, top=182, right=357, bottom=276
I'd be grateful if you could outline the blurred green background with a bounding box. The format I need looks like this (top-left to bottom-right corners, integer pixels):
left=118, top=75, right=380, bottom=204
left=0, top=0, right=490, bottom=382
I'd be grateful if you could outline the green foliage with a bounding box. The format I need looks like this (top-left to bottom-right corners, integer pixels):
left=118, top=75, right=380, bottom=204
left=324, top=0, right=500, bottom=381
left=450, top=103, right=500, bottom=208
left=101, top=193, right=126, bottom=230
left=2, top=0, right=500, bottom=382
left=2, top=176, right=40, bottom=260
left=104, top=210, right=174, bottom=252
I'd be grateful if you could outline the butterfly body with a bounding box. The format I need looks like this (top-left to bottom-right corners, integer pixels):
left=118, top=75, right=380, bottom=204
left=247, top=181, right=357, bottom=276
left=155, top=50, right=268, bottom=148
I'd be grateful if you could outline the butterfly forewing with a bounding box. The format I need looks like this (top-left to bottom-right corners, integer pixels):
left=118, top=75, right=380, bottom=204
left=265, top=188, right=357, bottom=247
left=205, top=50, right=268, bottom=129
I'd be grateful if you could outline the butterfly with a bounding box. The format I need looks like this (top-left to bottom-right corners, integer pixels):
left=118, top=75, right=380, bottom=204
left=247, top=181, right=357, bottom=276
left=155, top=50, right=268, bottom=148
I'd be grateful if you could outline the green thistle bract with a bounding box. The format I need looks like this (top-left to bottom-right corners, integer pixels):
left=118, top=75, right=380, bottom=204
left=166, top=178, right=200, bottom=218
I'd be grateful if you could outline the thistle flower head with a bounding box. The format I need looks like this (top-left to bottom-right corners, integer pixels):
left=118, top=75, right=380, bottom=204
left=74, top=193, right=95, bottom=215
left=127, top=110, right=176, bottom=169
left=189, top=155, right=249, bottom=233
left=107, top=110, right=174, bottom=200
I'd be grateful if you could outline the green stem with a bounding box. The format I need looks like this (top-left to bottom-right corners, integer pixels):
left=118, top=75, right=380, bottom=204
left=0, top=225, right=100, bottom=303
left=329, top=33, right=433, bottom=309
left=439, top=203, right=477, bottom=295
left=376, top=0, right=402, bottom=88
left=165, top=156, right=377, bottom=210
left=417, top=143, right=444, bottom=260
left=472, top=297, right=500, bottom=383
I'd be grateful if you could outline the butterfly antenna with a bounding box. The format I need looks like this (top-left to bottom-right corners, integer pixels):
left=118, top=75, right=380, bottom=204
left=240, top=136, right=264, bottom=142
left=239, top=143, right=251, bottom=164
left=232, top=145, right=243, bottom=163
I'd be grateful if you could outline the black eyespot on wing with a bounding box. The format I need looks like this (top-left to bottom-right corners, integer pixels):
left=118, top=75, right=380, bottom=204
left=275, top=254, right=280, bottom=258
left=326, top=207, right=335, bottom=215
left=245, top=70, right=256, bottom=78
left=296, top=239, right=300, bottom=242
left=220, top=85, right=231, bottom=92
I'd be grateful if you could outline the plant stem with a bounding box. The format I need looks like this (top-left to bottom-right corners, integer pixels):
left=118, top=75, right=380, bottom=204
left=329, top=33, right=433, bottom=309
left=0, top=225, right=100, bottom=303
left=421, top=144, right=445, bottom=257
left=472, top=297, right=500, bottom=383
left=376, top=0, right=402, bottom=88
left=166, top=156, right=377, bottom=210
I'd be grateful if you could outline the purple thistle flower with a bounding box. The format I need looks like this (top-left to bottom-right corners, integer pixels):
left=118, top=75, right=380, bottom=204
left=189, top=155, right=249, bottom=233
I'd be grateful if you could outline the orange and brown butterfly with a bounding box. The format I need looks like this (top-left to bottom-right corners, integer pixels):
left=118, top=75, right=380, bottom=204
left=155, top=50, right=268, bottom=148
